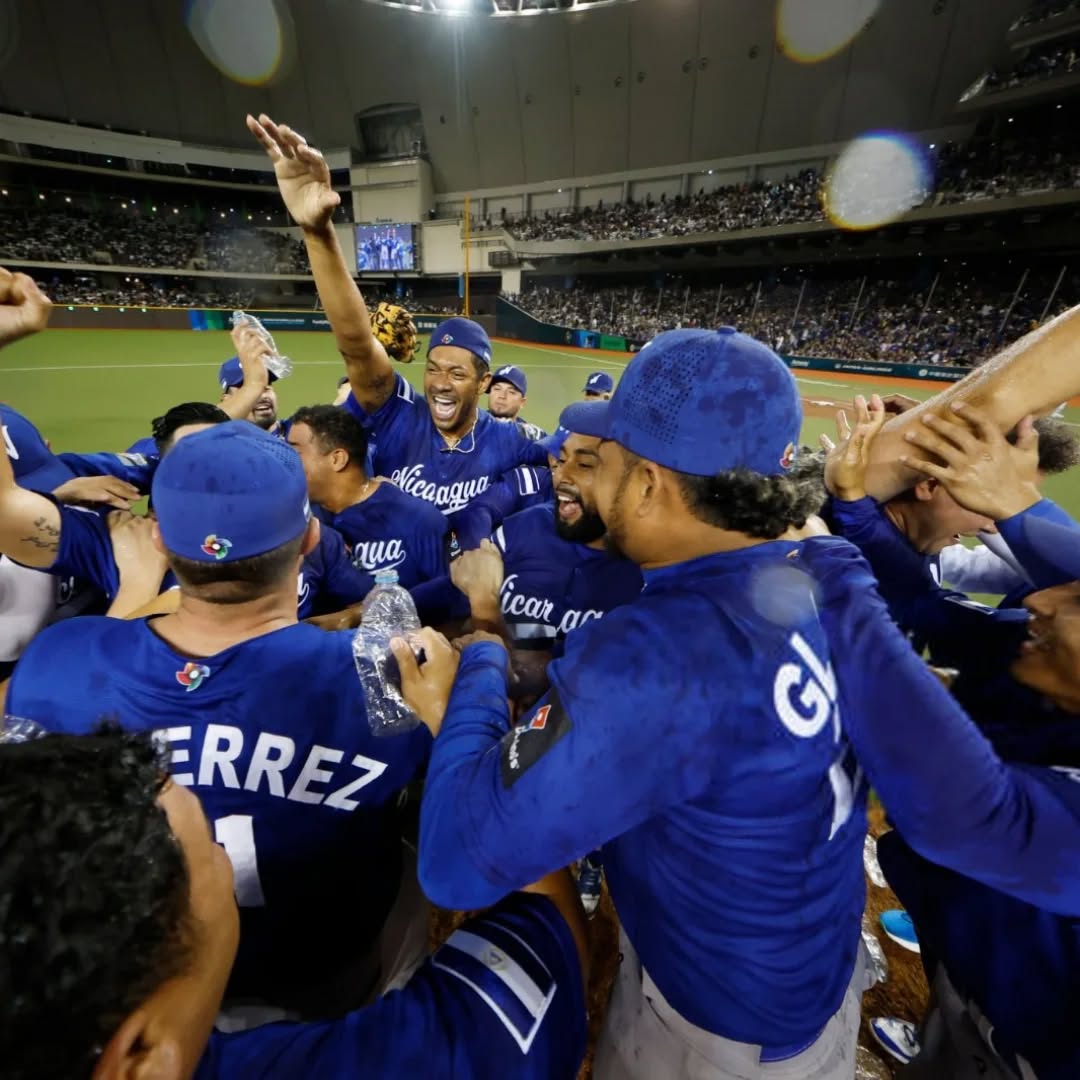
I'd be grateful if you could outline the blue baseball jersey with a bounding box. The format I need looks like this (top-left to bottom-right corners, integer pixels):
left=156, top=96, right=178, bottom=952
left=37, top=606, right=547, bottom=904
left=314, top=482, right=450, bottom=591
left=195, top=892, right=586, bottom=1079
left=32, top=500, right=366, bottom=618
left=492, top=505, right=642, bottom=647
left=126, top=435, right=158, bottom=457
left=58, top=450, right=157, bottom=492
left=449, top=465, right=553, bottom=550
left=346, top=374, right=548, bottom=515
left=799, top=537, right=1080, bottom=915
left=418, top=543, right=869, bottom=1046
left=7, top=617, right=431, bottom=1002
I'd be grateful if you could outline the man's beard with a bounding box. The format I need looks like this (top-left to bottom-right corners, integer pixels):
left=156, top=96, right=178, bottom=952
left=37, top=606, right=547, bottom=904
left=555, top=505, right=607, bottom=544
left=251, top=412, right=277, bottom=431
left=489, top=404, right=520, bottom=420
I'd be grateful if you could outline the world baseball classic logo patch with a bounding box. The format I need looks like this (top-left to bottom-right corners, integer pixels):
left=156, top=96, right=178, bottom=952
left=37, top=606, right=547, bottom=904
left=176, top=662, right=211, bottom=693
left=201, top=534, right=232, bottom=560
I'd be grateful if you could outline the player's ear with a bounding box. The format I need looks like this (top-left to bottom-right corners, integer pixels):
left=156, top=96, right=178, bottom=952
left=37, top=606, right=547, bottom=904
left=300, top=516, right=320, bottom=557
left=92, top=1009, right=184, bottom=1080
left=913, top=478, right=937, bottom=501
left=330, top=447, right=349, bottom=474
left=477, top=369, right=492, bottom=393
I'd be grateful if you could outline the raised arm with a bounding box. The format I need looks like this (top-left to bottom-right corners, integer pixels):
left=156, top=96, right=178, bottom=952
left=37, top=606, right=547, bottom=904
left=247, top=114, right=395, bottom=414
left=866, top=304, right=1080, bottom=502
left=219, top=323, right=273, bottom=422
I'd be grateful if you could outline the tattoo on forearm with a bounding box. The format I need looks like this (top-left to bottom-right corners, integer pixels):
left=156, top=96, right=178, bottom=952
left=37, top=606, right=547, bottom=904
left=20, top=516, right=60, bottom=553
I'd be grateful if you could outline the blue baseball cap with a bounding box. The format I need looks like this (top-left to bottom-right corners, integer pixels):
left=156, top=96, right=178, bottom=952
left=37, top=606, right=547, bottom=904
left=1, top=405, right=76, bottom=493
left=583, top=372, right=614, bottom=395
left=428, top=317, right=492, bottom=369
left=218, top=356, right=280, bottom=392
left=489, top=364, right=527, bottom=396
left=152, top=422, right=310, bottom=564
left=537, top=425, right=570, bottom=459
left=558, top=328, right=801, bottom=478
left=1022, top=516, right=1080, bottom=583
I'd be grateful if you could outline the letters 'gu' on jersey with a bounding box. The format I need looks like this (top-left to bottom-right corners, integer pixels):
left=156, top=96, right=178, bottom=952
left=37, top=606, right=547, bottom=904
left=7, top=618, right=431, bottom=1002
left=346, top=374, right=547, bottom=515
left=195, top=893, right=586, bottom=1080
left=418, top=542, right=868, bottom=1048
left=314, top=481, right=450, bottom=592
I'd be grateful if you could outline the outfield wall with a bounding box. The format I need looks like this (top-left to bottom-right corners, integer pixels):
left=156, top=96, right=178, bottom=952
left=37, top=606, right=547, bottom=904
left=45, top=306, right=497, bottom=337
left=496, top=298, right=967, bottom=383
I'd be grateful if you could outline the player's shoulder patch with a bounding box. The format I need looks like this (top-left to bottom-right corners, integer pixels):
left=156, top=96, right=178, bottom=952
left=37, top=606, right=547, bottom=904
left=432, top=913, right=558, bottom=1054
left=500, top=691, right=571, bottom=789
left=514, top=466, right=543, bottom=497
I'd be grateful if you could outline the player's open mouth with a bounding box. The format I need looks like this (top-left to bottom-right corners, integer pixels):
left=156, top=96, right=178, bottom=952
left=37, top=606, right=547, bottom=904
left=1020, top=621, right=1052, bottom=654
left=556, top=491, right=582, bottom=521
left=431, top=396, right=457, bottom=422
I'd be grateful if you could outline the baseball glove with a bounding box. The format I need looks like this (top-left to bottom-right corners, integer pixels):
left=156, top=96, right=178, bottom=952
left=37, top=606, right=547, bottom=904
left=371, top=302, right=419, bottom=363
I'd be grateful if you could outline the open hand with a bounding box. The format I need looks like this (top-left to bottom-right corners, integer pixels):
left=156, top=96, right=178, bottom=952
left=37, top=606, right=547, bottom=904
left=108, top=511, right=168, bottom=591
left=230, top=323, right=272, bottom=390
left=52, top=475, right=141, bottom=510
left=900, top=401, right=1040, bottom=521
left=391, top=627, right=460, bottom=737
left=247, top=114, right=340, bottom=232
left=822, top=394, right=886, bottom=501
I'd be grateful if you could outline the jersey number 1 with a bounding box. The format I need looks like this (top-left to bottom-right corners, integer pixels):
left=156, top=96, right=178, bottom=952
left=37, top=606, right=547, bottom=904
left=214, top=815, right=266, bottom=907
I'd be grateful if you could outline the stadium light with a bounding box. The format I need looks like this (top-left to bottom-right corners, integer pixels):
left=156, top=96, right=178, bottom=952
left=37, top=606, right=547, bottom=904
left=65, top=196, right=71, bottom=203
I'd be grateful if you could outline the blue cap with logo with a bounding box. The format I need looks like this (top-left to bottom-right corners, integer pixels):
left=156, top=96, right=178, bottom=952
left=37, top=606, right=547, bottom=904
left=151, top=421, right=310, bottom=564
left=537, top=425, right=571, bottom=459
left=583, top=371, right=614, bottom=395
left=1, top=404, right=76, bottom=493
left=219, top=356, right=281, bottom=392
left=428, top=317, right=492, bottom=369
left=489, top=364, right=527, bottom=396
left=558, top=327, right=801, bottom=478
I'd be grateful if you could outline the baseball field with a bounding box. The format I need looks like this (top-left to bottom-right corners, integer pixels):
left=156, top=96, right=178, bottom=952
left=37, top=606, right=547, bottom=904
left=5, top=322, right=1080, bottom=524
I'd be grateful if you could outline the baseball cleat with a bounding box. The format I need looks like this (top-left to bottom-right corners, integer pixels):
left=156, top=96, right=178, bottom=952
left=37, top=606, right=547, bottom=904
left=870, top=1017, right=920, bottom=1065
left=576, top=856, right=604, bottom=918
left=880, top=909, right=921, bottom=953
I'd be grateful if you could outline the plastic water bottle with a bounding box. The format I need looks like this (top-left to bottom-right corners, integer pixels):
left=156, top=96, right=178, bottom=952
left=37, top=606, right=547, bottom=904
left=231, top=310, right=293, bottom=381
left=353, top=569, right=423, bottom=736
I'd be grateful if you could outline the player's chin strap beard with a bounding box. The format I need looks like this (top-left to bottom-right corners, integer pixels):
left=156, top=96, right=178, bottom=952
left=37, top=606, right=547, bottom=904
left=440, top=411, right=479, bottom=454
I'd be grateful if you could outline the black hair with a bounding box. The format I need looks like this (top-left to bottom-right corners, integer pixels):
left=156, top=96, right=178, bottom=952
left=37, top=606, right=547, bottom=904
left=290, top=404, right=370, bottom=471
left=151, top=402, right=230, bottom=456
left=168, top=533, right=305, bottom=604
left=0, top=727, right=193, bottom=1079
left=337, top=375, right=350, bottom=388
left=674, top=452, right=826, bottom=539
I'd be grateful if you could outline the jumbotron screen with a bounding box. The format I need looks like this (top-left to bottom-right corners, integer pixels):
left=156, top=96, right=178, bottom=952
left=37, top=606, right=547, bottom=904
left=355, top=223, right=416, bottom=272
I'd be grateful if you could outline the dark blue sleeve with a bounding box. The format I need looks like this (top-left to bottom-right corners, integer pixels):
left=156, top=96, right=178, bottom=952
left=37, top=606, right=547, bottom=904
left=409, top=575, right=470, bottom=625
left=799, top=536, right=1080, bottom=917
left=448, top=467, right=552, bottom=551
left=58, top=451, right=157, bottom=492
left=317, top=527, right=371, bottom=609
left=419, top=620, right=720, bottom=909
left=828, top=495, right=1028, bottom=671
left=125, top=436, right=158, bottom=456
left=413, top=513, right=451, bottom=584
left=345, top=373, right=417, bottom=454
left=997, top=498, right=1080, bottom=590
left=47, top=504, right=120, bottom=599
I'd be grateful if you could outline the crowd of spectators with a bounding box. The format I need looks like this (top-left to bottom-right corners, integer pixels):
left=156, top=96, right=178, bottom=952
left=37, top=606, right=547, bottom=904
left=1013, top=0, right=1080, bottom=30
left=39, top=274, right=258, bottom=309
left=978, top=34, right=1080, bottom=97
left=0, top=206, right=311, bottom=275
left=510, top=266, right=1076, bottom=365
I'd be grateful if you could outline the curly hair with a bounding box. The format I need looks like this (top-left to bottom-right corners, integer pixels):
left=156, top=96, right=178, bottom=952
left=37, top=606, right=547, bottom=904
left=291, top=404, right=370, bottom=471
left=0, top=728, right=194, bottom=1079
left=675, top=453, right=827, bottom=539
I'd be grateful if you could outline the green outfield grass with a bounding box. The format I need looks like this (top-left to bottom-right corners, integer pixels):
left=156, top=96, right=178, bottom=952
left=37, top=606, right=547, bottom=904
left=4, top=326, right=1080, bottom=522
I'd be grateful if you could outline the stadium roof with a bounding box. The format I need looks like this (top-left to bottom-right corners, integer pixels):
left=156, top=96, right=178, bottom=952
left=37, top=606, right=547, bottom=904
left=0, top=0, right=1030, bottom=192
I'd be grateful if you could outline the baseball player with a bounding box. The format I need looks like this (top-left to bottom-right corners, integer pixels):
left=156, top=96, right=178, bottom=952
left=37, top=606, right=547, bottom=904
left=1, top=726, right=588, bottom=1079
left=6, top=422, right=431, bottom=1019
left=248, top=114, right=548, bottom=516
left=288, top=404, right=450, bottom=589
left=582, top=371, right=615, bottom=400
left=399, top=329, right=871, bottom=1078
left=487, top=363, right=547, bottom=440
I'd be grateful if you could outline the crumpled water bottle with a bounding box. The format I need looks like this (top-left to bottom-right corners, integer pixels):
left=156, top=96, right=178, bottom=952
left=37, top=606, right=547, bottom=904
left=353, top=569, right=423, bottom=736
left=231, top=310, right=293, bottom=380
left=0, top=716, right=49, bottom=743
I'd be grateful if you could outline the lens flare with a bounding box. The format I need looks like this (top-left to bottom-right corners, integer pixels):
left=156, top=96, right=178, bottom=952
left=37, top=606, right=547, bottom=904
left=823, top=132, right=932, bottom=231
left=185, top=0, right=294, bottom=87
left=776, top=0, right=880, bottom=63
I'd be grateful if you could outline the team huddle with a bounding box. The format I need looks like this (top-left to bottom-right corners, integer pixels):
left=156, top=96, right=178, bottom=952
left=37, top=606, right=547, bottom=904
left=3, top=113, right=1080, bottom=1080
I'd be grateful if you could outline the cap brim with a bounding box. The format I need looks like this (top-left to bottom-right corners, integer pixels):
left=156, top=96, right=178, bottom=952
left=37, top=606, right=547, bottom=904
left=537, top=428, right=569, bottom=457
left=17, top=457, right=77, bottom=494
left=1022, top=515, right=1080, bottom=583
left=558, top=400, right=612, bottom=439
